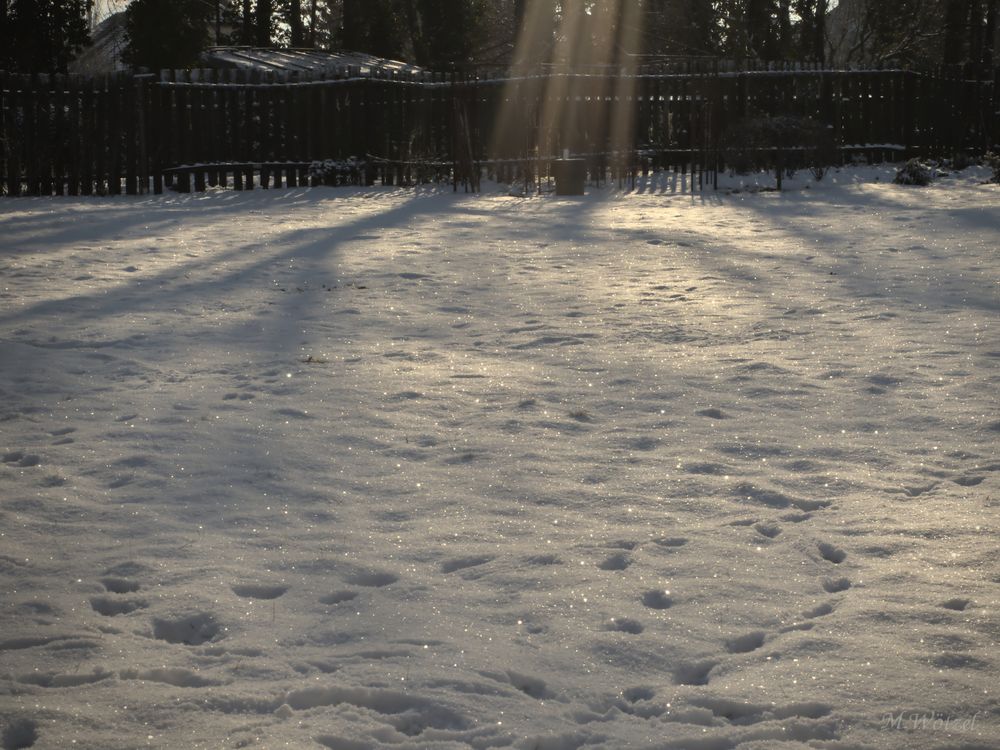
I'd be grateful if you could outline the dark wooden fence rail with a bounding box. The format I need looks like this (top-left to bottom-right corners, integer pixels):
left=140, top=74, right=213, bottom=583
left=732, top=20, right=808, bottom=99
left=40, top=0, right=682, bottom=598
left=1, top=63, right=997, bottom=197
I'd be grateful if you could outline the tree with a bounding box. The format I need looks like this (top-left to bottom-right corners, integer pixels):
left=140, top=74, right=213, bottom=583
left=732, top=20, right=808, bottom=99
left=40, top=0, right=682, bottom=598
left=255, top=0, right=273, bottom=45
left=827, top=0, right=940, bottom=66
left=794, top=0, right=829, bottom=61
left=942, top=0, right=998, bottom=65
left=647, top=0, right=720, bottom=56
left=241, top=0, right=252, bottom=44
left=338, top=0, right=409, bottom=59
left=1, top=0, right=93, bottom=74
left=288, top=0, right=304, bottom=46
left=121, top=0, right=210, bottom=70
left=511, top=0, right=557, bottom=65
left=985, top=0, right=998, bottom=66
left=943, top=0, right=970, bottom=63
left=412, top=0, right=482, bottom=67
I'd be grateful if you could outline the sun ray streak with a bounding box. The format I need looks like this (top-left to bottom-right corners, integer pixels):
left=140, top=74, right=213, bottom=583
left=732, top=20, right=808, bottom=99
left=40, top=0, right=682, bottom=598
left=491, top=0, right=643, bottom=183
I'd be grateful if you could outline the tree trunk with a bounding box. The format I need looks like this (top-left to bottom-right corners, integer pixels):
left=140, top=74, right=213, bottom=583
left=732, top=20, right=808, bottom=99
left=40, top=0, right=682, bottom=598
left=746, top=0, right=775, bottom=60
left=943, top=0, right=970, bottom=64
left=0, top=0, right=7, bottom=51
left=255, top=0, right=273, bottom=47
left=984, top=0, right=997, bottom=66
left=814, top=0, right=828, bottom=63
left=342, top=0, right=365, bottom=50
left=778, top=0, right=792, bottom=57
left=242, top=0, right=253, bottom=45
left=289, top=0, right=304, bottom=47
left=968, top=0, right=981, bottom=66
left=308, top=0, right=318, bottom=46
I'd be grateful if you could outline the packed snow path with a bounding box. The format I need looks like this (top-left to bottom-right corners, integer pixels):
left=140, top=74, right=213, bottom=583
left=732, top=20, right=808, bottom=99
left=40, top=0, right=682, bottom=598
left=1, top=170, right=998, bottom=749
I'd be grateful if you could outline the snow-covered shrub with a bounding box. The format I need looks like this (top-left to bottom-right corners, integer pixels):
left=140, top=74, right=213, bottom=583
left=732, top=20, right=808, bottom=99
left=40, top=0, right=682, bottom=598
left=984, top=152, right=1000, bottom=183
left=893, top=158, right=933, bottom=186
left=308, top=157, right=367, bottom=186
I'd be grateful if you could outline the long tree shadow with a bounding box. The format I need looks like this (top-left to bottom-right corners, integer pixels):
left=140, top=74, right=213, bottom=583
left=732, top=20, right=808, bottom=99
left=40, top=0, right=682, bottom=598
left=724, top=184, right=1000, bottom=315
left=0, top=189, right=459, bottom=346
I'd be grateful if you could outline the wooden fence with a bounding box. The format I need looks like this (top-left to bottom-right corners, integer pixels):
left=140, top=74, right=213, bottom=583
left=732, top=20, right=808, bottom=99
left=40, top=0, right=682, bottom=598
left=1, top=62, right=997, bottom=196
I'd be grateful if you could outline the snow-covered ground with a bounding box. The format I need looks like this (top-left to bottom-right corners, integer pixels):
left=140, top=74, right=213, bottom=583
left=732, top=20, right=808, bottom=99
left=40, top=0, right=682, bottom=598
left=1, top=167, right=998, bottom=750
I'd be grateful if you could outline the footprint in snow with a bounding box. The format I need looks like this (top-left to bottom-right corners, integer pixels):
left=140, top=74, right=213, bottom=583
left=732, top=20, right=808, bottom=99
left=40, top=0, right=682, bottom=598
left=952, top=475, right=985, bottom=487
left=817, top=542, right=847, bottom=564
left=274, top=408, right=312, bottom=420
left=1, top=717, right=38, bottom=749
left=90, top=596, right=148, bottom=616
left=343, top=570, right=398, bottom=588
left=18, top=670, right=113, bottom=688
left=725, top=631, right=766, bottom=654
left=151, top=612, right=222, bottom=645
left=696, top=408, right=730, bottom=419
left=821, top=576, right=851, bottom=593
left=753, top=522, right=781, bottom=539
left=506, top=670, right=552, bottom=699
left=231, top=583, right=288, bottom=600
left=524, top=554, right=561, bottom=566
left=598, top=552, right=631, bottom=571
left=621, top=686, right=656, bottom=703
left=319, top=591, right=358, bottom=606
left=2, top=451, right=40, bottom=467
left=941, top=598, right=971, bottom=611
left=605, top=617, right=644, bottom=634
left=101, top=577, right=141, bottom=594
left=780, top=511, right=812, bottom=523
left=673, top=660, right=717, bottom=686
left=440, top=555, right=494, bottom=574
left=802, top=601, right=836, bottom=619
left=607, top=540, right=639, bottom=550
left=627, top=437, right=659, bottom=451
left=49, top=426, right=76, bottom=445
left=652, top=537, right=688, bottom=548
left=120, top=667, right=218, bottom=688
left=641, top=590, right=673, bottom=610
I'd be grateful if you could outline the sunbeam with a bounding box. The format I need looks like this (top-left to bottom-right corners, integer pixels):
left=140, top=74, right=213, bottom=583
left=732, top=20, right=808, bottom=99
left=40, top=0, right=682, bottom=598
left=491, top=0, right=645, bottom=178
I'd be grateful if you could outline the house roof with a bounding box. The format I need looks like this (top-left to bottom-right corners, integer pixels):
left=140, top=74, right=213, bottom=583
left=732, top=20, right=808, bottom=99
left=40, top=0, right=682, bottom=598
left=200, top=47, right=425, bottom=76
left=69, top=12, right=128, bottom=74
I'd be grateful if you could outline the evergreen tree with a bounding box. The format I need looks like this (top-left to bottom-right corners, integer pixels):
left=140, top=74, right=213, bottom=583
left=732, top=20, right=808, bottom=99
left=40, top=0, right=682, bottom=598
left=1, top=0, right=92, bottom=74
left=793, top=0, right=829, bottom=61
left=412, top=0, right=480, bottom=67
left=121, top=0, right=210, bottom=70
left=339, top=0, right=409, bottom=59
left=241, top=0, right=252, bottom=44
left=673, top=0, right=722, bottom=56
left=255, top=0, right=273, bottom=45
left=288, top=0, right=304, bottom=46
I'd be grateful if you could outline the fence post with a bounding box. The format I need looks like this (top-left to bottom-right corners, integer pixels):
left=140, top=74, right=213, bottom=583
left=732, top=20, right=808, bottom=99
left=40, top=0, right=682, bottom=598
left=902, top=71, right=914, bottom=158
left=52, top=74, right=66, bottom=195
left=108, top=73, right=123, bottom=195
left=2, top=74, right=22, bottom=196
left=24, top=74, right=39, bottom=195
left=38, top=74, right=53, bottom=195
left=135, top=74, right=151, bottom=194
